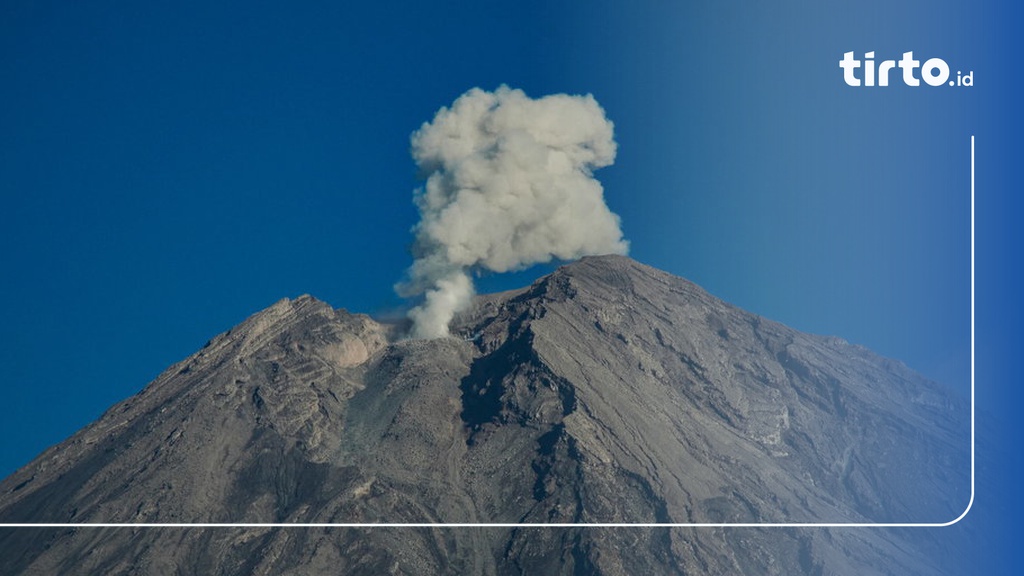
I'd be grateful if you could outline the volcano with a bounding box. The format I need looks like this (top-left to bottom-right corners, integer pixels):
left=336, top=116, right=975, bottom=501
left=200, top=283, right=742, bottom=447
left=0, top=256, right=970, bottom=575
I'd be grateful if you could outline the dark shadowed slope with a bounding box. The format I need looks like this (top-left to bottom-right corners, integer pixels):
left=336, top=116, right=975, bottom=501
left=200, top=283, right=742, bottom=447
left=0, top=256, right=970, bottom=575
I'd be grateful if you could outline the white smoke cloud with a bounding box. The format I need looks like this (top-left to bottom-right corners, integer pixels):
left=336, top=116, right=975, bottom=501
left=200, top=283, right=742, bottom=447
left=397, top=86, right=629, bottom=339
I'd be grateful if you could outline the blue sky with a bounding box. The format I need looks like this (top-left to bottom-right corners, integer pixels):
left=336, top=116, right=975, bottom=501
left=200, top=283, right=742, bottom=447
left=1, top=0, right=1021, bottom=567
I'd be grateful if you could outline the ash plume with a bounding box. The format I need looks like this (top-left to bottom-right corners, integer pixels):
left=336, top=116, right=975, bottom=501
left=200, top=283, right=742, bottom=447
left=397, top=86, right=629, bottom=338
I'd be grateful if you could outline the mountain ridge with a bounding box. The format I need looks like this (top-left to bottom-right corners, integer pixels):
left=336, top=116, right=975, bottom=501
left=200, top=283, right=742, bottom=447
left=0, top=255, right=970, bottom=575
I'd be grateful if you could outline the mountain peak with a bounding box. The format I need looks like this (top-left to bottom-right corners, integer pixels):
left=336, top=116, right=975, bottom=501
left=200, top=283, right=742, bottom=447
left=0, top=258, right=970, bottom=575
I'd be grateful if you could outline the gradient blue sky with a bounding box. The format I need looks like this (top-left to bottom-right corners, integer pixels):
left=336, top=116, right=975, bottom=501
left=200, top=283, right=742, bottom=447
left=1, top=0, right=1020, bottom=569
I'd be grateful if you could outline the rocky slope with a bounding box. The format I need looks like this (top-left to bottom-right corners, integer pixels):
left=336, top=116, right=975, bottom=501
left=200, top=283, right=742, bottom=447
left=0, top=256, right=970, bottom=575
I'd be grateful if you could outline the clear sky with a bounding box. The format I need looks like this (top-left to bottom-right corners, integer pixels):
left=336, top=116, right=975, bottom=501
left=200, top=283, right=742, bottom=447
left=1, top=1, right=1021, bottom=566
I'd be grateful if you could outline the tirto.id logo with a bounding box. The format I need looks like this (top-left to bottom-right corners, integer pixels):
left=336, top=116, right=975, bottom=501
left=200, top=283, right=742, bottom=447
left=840, top=51, right=973, bottom=87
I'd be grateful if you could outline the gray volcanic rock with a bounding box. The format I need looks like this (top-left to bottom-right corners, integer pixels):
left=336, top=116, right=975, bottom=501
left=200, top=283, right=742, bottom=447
left=0, top=256, right=970, bottom=575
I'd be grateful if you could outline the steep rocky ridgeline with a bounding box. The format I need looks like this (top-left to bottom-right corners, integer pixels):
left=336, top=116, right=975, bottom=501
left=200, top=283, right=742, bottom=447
left=0, top=256, right=971, bottom=575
